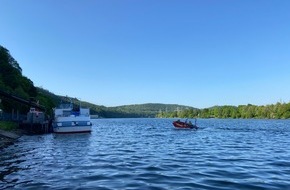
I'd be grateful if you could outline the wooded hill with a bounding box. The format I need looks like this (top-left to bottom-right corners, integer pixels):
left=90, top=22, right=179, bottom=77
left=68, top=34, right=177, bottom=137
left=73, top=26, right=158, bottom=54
left=36, top=89, right=193, bottom=118
left=0, top=45, right=39, bottom=114
left=106, top=103, right=193, bottom=118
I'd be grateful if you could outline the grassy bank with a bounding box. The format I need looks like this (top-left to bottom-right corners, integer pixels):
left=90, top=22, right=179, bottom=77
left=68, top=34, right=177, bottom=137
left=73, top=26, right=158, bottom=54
left=0, top=121, right=19, bottom=131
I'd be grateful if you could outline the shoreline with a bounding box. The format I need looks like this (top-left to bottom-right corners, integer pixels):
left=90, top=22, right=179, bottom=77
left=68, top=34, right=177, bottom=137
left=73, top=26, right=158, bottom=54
left=0, top=129, right=22, bottom=149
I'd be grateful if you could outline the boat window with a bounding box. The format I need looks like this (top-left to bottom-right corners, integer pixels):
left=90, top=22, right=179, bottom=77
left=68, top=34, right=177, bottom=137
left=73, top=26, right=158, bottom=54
left=63, top=110, right=71, bottom=116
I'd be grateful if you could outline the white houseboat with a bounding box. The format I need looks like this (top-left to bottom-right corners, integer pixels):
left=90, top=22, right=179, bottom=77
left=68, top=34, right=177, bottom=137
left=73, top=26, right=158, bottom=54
left=52, top=102, right=92, bottom=133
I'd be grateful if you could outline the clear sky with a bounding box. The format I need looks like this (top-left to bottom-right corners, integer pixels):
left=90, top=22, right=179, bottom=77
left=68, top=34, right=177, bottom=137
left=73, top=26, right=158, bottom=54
left=1, top=0, right=290, bottom=108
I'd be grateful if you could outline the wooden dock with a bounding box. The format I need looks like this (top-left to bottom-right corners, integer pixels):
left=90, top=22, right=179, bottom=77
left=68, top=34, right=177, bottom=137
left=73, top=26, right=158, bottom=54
left=20, top=121, right=52, bottom=134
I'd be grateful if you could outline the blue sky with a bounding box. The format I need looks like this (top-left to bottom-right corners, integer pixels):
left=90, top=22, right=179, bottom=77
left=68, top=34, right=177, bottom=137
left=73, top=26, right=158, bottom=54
left=1, top=0, right=290, bottom=108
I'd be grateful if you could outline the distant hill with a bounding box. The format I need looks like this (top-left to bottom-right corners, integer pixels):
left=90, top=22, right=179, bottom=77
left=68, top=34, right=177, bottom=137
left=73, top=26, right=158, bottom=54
left=106, top=103, right=195, bottom=118
left=36, top=89, right=189, bottom=118
left=36, top=88, right=108, bottom=117
left=36, top=86, right=196, bottom=118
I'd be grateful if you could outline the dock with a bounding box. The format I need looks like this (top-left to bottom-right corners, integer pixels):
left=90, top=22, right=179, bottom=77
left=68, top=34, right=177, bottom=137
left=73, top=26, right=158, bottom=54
left=0, top=89, right=52, bottom=134
left=19, top=108, right=53, bottom=134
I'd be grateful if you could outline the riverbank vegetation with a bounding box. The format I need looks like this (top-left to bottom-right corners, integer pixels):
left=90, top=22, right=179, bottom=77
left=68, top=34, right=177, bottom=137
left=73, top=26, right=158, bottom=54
left=0, top=121, right=18, bottom=131
left=157, top=103, right=290, bottom=119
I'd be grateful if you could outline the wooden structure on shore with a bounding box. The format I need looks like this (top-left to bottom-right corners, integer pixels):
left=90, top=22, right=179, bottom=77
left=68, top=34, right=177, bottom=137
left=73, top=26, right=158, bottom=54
left=0, top=89, right=45, bottom=111
left=20, top=108, right=53, bottom=134
left=0, top=89, right=52, bottom=134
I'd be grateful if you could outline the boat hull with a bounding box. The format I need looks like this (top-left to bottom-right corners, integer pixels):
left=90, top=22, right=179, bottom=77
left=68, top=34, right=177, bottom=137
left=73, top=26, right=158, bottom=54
left=53, top=105, right=92, bottom=133
left=52, top=118, right=92, bottom=133
left=53, top=126, right=92, bottom=133
left=173, top=121, right=198, bottom=129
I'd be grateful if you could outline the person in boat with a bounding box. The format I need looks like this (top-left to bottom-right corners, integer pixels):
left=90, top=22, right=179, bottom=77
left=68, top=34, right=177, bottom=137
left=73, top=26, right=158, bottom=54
left=188, top=120, right=192, bottom=125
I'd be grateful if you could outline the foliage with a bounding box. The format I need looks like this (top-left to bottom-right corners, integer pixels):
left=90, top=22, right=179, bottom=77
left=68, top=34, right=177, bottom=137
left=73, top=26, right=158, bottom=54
left=0, top=45, right=37, bottom=113
left=0, top=121, right=18, bottom=131
left=35, top=88, right=58, bottom=116
left=0, top=45, right=53, bottom=115
left=106, top=104, right=194, bottom=118
left=157, top=103, right=290, bottom=119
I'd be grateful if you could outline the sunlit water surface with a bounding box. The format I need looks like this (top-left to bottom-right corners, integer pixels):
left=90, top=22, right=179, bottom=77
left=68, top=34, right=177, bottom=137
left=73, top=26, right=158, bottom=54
left=1, top=119, right=290, bottom=189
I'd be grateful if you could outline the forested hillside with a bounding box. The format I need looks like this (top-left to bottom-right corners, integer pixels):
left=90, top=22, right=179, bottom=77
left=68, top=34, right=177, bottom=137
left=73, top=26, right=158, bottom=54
left=0, top=45, right=54, bottom=114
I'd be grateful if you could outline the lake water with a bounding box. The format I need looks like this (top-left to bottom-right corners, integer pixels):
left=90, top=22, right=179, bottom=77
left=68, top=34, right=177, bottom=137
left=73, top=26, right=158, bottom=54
left=1, top=118, right=290, bottom=189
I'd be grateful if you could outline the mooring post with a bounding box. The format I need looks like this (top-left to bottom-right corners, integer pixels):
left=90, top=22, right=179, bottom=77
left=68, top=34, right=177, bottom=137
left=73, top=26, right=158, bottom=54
left=30, top=111, right=33, bottom=132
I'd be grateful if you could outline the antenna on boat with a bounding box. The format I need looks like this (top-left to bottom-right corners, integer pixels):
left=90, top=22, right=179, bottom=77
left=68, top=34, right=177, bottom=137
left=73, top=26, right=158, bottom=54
left=79, top=98, right=81, bottom=108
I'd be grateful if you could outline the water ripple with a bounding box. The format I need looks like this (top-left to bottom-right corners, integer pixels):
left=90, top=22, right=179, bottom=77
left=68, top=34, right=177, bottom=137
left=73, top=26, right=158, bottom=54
left=1, top=119, right=290, bottom=189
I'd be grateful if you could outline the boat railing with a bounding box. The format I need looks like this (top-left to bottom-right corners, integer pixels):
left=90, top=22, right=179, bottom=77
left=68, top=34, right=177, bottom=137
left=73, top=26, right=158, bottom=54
left=55, top=111, right=90, bottom=118
left=58, top=103, right=73, bottom=109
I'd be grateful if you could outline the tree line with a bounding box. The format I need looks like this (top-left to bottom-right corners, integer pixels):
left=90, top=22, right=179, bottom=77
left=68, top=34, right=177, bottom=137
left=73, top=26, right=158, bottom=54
left=156, top=103, right=290, bottom=119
